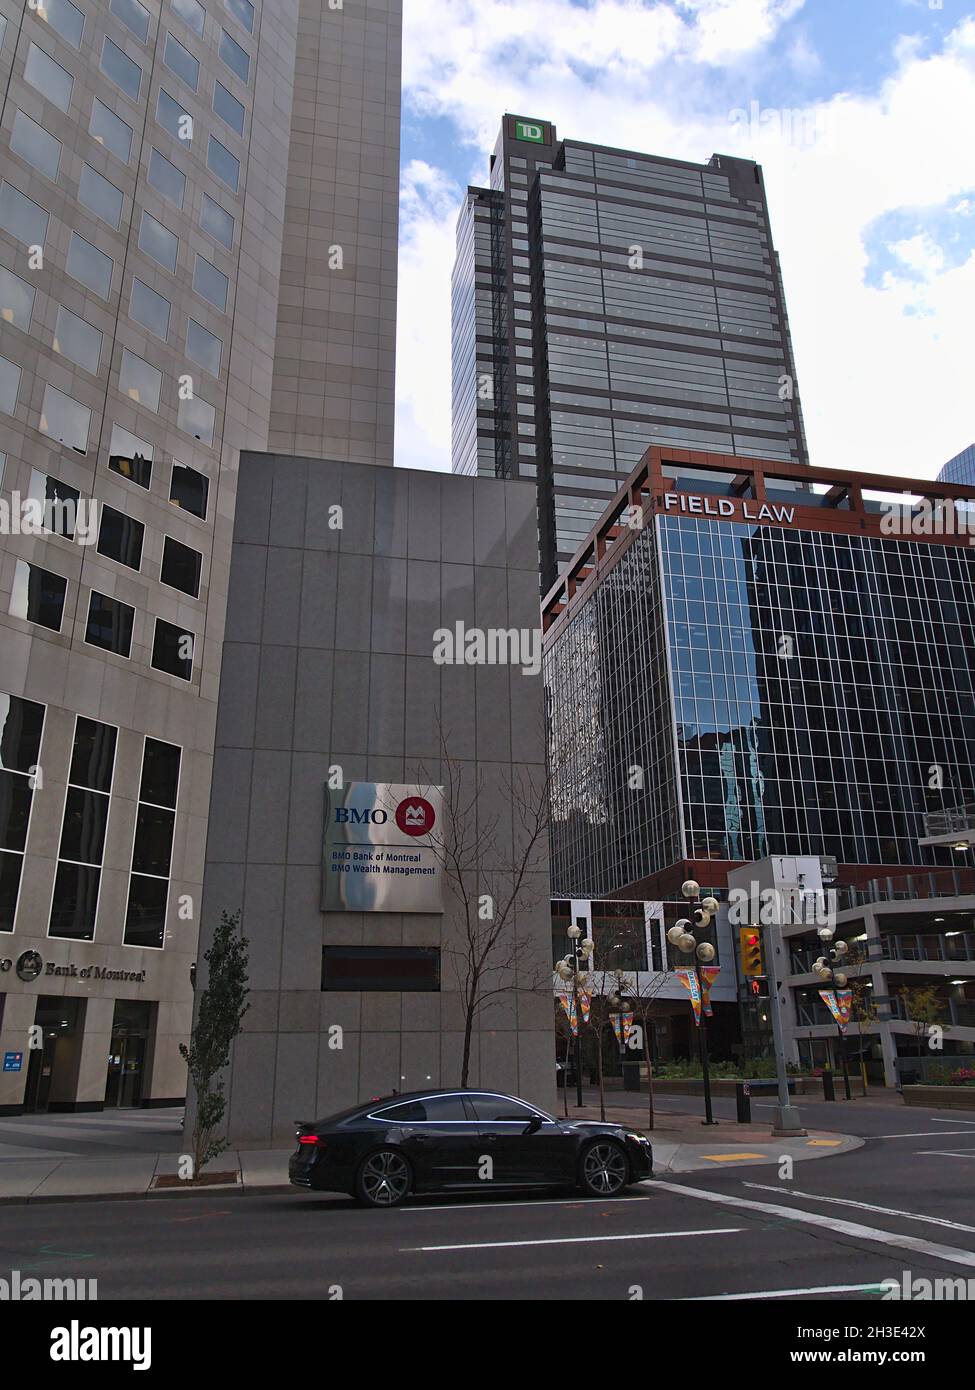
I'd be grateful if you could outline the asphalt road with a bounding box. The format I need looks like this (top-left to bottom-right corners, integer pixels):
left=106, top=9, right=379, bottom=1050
left=2, top=1100, right=973, bottom=1302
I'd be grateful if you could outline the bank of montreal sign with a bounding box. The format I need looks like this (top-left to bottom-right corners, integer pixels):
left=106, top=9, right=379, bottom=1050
left=321, top=783, right=445, bottom=914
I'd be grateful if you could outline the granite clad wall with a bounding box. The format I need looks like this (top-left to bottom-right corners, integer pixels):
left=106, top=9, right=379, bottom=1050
left=199, top=453, right=554, bottom=1144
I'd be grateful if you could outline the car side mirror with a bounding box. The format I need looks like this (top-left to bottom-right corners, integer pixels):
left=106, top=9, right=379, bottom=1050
left=526, top=1114, right=543, bottom=1134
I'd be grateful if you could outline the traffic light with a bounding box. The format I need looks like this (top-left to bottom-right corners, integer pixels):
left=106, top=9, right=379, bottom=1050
left=739, top=927, right=764, bottom=978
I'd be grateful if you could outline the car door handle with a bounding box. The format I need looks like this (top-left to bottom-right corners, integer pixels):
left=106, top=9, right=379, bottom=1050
left=481, top=1132, right=499, bottom=1141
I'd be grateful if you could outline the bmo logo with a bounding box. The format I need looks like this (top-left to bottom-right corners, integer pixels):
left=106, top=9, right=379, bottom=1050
left=335, top=806, right=388, bottom=826
left=395, top=797, right=436, bottom=837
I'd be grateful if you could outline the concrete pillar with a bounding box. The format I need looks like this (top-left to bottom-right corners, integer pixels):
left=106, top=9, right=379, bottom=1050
left=0, top=992, right=36, bottom=1113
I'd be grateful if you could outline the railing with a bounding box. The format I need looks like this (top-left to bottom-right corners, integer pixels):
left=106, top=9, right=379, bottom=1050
left=790, top=932, right=975, bottom=974
left=837, top=868, right=975, bottom=910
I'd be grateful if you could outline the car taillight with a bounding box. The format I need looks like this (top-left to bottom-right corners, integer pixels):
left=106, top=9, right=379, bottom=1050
left=298, top=1134, right=322, bottom=1146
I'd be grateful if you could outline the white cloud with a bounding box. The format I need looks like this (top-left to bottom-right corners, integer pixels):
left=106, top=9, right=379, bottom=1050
left=395, top=4, right=975, bottom=479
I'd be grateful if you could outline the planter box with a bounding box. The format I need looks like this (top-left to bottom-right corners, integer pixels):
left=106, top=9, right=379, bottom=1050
left=644, top=1077, right=817, bottom=1098
left=901, top=1085, right=975, bottom=1110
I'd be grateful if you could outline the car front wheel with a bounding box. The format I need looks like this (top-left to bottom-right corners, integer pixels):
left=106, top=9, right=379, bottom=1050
left=578, top=1141, right=629, bottom=1197
left=354, top=1148, right=413, bottom=1208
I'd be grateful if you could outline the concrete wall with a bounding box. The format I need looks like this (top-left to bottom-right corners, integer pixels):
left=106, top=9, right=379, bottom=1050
left=198, top=453, right=555, bottom=1145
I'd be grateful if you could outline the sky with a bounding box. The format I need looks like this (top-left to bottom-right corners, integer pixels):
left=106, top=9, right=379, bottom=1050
left=393, top=0, right=975, bottom=481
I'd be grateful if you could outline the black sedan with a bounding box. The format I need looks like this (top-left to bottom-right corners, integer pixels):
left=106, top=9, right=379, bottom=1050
left=290, top=1087, right=652, bottom=1207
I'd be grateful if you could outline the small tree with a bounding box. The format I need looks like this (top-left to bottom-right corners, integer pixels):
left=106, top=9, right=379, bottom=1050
left=181, top=909, right=249, bottom=1176
left=897, top=983, right=944, bottom=1061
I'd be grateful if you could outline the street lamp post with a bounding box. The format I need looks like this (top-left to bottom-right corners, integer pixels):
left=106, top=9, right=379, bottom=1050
left=666, top=880, right=720, bottom=1126
left=555, top=924, right=594, bottom=1110
left=813, top=927, right=852, bottom=1101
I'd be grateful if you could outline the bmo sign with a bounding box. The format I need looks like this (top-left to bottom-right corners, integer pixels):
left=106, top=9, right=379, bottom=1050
left=322, top=783, right=444, bottom=913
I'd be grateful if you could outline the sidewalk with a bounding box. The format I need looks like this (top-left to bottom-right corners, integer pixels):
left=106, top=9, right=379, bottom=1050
left=0, top=1101, right=861, bottom=1205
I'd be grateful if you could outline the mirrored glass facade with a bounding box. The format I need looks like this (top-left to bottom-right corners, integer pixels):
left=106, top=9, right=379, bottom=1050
left=546, top=457, right=975, bottom=898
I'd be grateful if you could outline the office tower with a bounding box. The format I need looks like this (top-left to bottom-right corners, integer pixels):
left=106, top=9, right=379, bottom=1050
left=939, top=443, right=975, bottom=487
left=268, top=0, right=401, bottom=464
left=451, top=115, right=808, bottom=589
left=544, top=446, right=975, bottom=902
left=0, top=0, right=402, bottom=1117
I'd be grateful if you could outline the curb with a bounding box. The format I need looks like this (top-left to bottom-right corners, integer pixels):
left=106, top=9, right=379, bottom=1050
left=0, top=1180, right=295, bottom=1207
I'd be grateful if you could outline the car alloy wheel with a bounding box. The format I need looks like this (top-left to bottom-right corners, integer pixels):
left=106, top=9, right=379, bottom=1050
left=357, top=1149, right=412, bottom=1207
left=580, top=1141, right=628, bottom=1196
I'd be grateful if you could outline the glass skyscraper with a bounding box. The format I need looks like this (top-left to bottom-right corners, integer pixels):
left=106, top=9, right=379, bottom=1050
left=451, top=114, right=808, bottom=589
left=545, top=447, right=975, bottom=900
left=939, top=443, right=975, bottom=487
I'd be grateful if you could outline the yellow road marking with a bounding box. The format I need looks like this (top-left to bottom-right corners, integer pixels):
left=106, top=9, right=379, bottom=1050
left=702, top=1152, right=767, bottom=1162
left=807, top=1139, right=842, bottom=1147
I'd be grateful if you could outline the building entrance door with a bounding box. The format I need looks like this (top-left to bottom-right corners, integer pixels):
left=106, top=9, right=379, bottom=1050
left=23, top=997, right=82, bottom=1113
left=104, top=1001, right=152, bottom=1107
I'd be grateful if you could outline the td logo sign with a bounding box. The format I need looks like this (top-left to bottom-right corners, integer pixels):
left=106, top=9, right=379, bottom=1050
left=514, top=119, right=545, bottom=143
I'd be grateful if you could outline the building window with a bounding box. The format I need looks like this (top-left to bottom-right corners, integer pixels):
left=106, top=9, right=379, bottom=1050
left=164, top=32, right=200, bottom=91
left=49, top=716, right=118, bottom=942
left=152, top=619, right=195, bottom=680
left=9, top=560, right=67, bottom=631
left=90, top=99, right=133, bottom=163
left=177, top=393, right=215, bottom=445
left=39, top=384, right=91, bottom=453
left=218, top=29, right=250, bottom=82
left=138, top=210, right=179, bottom=272
left=78, top=165, right=124, bottom=229
left=10, top=111, right=62, bottom=182
left=156, top=89, right=192, bottom=143
left=24, top=44, right=73, bottom=113
left=110, top=0, right=151, bottom=43
left=119, top=349, right=162, bottom=411
left=170, top=462, right=209, bottom=519
left=193, top=255, right=228, bottom=310
left=85, top=591, right=135, bottom=656
left=0, top=355, right=21, bottom=414
left=212, top=81, right=245, bottom=135
left=206, top=133, right=239, bottom=191
left=38, top=0, right=85, bottom=48
left=200, top=193, right=234, bottom=248
left=186, top=319, right=222, bottom=376
left=0, top=694, right=45, bottom=932
left=172, top=0, right=206, bottom=38
left=97, top=504, right=144, bottom=571
left=67, top=232, right=114, bottom=298
left=53, top=305, right=103, bottom=372
left=108, top=423, right=153, bottom=488
left=26, top=469, right=80, bottom=539
left=0, top=266, right=35, bottom=331
left=123, top=738, right=181, bottom=948
left=322, top=947, right=442, bottom=992
left=161, top=536, right=202, bottom=597
left=130, top=277, right=172, bottom=340
left=224, top=0, right=254, bottom=34
left=101, top=37, right=143, bottom=102
left=0, top=182, right=49, bottom=247
left=147, top=148, right=186, bottom=208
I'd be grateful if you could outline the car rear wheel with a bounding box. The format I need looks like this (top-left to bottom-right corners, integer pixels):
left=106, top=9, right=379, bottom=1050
left=354, top=1148, right=413, bottom=1208
left=578, top=1140, right=629, bottom=1197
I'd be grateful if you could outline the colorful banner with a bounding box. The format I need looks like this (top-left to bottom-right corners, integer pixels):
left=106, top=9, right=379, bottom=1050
left=700, top=966, right=721, bottom=1017
left=676, top=968, right=703, bottom=1026
left=609, top=1011, right=635, bottom=1045
left=819, top=988, right=854, bottom=1032
left=558, top=993, right=577, bottom=1036
left=578, top=991, right=591, bottom=1025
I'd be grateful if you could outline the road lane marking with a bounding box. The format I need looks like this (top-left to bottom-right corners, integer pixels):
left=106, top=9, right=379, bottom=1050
left=743, top=1183, right=975, bottom=1236
left=874, top=1130, right=975, bottom=1139
left=917, top=1150, right=975, bottom=1160
left=807, top=1139, right=841, bottom=1147
left=683, top=1282, right=890, bottom=1301
left=647, top=1181, right=975, bottom=1271
left=701, top=1153, right=766, bottom=1162
left=931, top=1118, right=975, bottom=1125
left=403, top=1195, right=654, bottom=1213
left=402, top=1227, right=742, bottom=1253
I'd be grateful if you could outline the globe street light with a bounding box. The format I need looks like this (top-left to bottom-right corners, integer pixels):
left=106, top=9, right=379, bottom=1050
left=666, top=879, right=719, bottom=1126
left=555, top=921, right=593, bottom=1109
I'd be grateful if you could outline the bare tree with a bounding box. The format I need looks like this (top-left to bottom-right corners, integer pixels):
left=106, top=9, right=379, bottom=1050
left=405, top=719, right=552, bottom=1089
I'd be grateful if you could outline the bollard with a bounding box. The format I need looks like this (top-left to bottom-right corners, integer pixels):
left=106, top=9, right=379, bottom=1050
left=736, top=1080, right=751, bottom=1124
left=822, top=1067, right=835, bottom=1102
